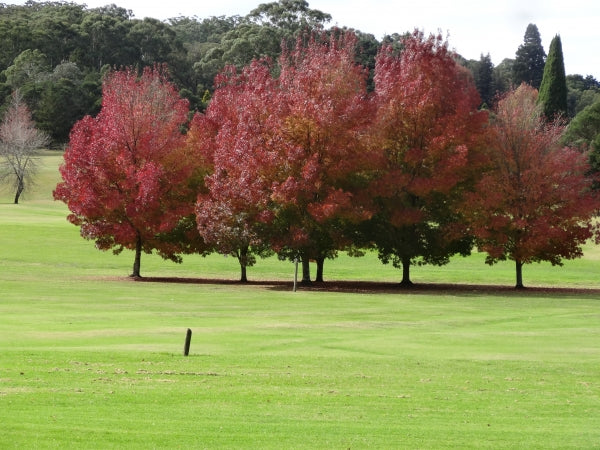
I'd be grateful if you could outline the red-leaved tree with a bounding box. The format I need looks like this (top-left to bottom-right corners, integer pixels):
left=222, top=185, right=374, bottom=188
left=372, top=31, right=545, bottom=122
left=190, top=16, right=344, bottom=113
left=54, top=66, right=204, bottom=277
left=368, top=31, right=488, bottom=285
left=194, top=60, right=281, bottom=282
left=464, top=84, right=600, bottom=288
left=270, top=30, right=375, bottom=282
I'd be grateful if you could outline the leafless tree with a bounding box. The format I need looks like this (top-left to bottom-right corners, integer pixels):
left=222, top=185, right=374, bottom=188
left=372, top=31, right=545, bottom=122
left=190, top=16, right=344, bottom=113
left=0, top=90, right=49, bottom=204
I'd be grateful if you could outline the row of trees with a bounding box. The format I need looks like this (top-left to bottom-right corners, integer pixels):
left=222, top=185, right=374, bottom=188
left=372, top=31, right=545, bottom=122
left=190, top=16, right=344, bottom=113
left=1, top=1, right=599, bottom=146
left=54, top=30, right=600, bottom=288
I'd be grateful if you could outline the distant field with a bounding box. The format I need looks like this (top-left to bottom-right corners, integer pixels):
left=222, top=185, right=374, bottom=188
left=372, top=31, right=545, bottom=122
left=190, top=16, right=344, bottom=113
left=0, top=152, right=599, bottom=448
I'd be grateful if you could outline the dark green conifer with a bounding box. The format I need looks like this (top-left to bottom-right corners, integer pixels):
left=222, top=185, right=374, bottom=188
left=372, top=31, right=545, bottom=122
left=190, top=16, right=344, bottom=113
left=513, top=24, right=546, bottom=89
left=474, top=53, right=494, bottom=107
left=538, top=35, right=568, bottom=119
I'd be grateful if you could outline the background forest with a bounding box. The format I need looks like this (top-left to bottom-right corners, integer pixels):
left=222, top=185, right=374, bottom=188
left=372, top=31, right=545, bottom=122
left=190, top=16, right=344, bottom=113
left=0, top=0, right=599, bottom=147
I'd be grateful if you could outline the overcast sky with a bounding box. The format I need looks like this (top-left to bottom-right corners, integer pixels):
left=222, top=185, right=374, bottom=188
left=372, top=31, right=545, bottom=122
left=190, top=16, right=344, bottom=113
left=11, top=0, right=600, bottom=78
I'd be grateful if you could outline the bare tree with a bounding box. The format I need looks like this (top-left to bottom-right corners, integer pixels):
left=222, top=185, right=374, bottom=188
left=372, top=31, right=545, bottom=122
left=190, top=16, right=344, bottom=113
left=0, top=90, right=49, bottom=204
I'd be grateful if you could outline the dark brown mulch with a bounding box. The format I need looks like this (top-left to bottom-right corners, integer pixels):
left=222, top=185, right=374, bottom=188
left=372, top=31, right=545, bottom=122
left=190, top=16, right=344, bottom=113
left=129, top=276, right=600, bottom=296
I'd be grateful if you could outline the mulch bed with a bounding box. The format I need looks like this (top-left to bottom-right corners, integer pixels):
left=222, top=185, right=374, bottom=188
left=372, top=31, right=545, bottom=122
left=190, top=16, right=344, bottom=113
left=129, top=276, right=600, bottom=296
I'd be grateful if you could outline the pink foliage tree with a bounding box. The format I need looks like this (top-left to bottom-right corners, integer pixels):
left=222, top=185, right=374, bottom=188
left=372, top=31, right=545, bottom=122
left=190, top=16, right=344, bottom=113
left=270, top=30, right=375, bottom=282
left=368, top=31, right=488, bottom=285
left=194, top=61, right=281, bottom=281
left=54, top=66, right=204, bottom=277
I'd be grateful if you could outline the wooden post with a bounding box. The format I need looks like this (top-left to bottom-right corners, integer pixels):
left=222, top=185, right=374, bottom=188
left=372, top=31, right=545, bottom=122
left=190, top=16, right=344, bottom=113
left=293, top=257, right=298, bottom=292
left=183, top=328, right=192, bottom=356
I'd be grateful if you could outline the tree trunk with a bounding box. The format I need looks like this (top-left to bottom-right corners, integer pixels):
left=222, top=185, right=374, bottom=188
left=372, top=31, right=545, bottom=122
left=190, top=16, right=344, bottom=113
left=238, top=246, right=249, bottom=283
left=301, top=255, right=311, bottom=284
left=315, top=257, right=325, bottom=283
left=240, top=263, right=248, bottom=283
left=131, top=235, right=142, bottom=278
left=400, top=256, right=413, bottom=287
left=515, top=260, right=525, bottom=289
left=14, top=177, right=24, bottom=204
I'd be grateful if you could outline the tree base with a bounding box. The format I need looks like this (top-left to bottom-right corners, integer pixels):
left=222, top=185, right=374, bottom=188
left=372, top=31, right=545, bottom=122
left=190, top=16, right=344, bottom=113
left=399, top=279, right=415, bottom=288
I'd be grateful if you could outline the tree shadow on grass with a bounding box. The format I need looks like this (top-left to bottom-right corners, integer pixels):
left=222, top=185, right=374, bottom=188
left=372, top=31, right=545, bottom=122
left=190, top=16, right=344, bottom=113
left=130, top=277, right=600, bottom=297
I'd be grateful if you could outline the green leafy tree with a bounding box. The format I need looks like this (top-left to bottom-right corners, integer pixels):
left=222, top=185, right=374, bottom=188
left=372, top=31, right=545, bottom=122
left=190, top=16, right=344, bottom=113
left=513, top=24, right=546, bottom=89
left=248, top=0, right=331, bottom=32
left=0, top=6, right=34, bottom=70
left=563, top=99, right=600, bottom=149
left=3, top=49, right=49, bottom=89
left=25, top=2, right=86, bottom=67
left=567, top=74, right=600, bottom=117
left=194, top=0, right=332, bottom=97
left=75, top=7, right=137, bottom=70
left=194, top=22, right=280, bottom=95
left=127, top=18, right=182, bottom=66
left=493, top=58, right=514, bottom=95
left=562, top=99, right=600, bottom=182
left=174, top=16, right=240, bottom=95
left=538, top=35, right=567, bottom=119
left=34, top=62, right=97, bottom=143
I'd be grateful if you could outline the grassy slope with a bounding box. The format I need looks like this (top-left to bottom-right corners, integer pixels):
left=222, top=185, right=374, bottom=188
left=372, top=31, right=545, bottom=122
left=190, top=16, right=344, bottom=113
left=0, top=153, right=599, bottom=448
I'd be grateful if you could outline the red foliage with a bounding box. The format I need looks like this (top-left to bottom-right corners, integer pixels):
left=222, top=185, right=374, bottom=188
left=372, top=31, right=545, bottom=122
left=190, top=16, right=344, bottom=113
left=54, top=66, right=201, bottom=276
left=366, top=31, right=488, bottom=283
left=193, top=30, right=376, bottom=281
left=194, top=60, right=281, bottom=279
left=464, top=84, right=600, bottom=286
left=268, top=30, right=375, bottom=261
left=372, top=31, right=488, bottom=218
left=275, top=31, right=375, bottom=218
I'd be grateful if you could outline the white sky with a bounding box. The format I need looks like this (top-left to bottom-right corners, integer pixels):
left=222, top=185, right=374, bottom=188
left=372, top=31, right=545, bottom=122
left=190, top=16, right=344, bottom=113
left=10, top=0, right=600, bottom=78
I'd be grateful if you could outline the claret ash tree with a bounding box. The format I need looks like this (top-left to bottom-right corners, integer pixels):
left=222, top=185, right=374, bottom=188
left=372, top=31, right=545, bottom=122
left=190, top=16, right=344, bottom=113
left=367, top=30, right=488, bottom=286
left=54, top=65, right=204, bottom=278
left=194, top=60, right=281, bottom=282
left=195, top=30, right=375, bottom=283
left=271, top=30, right=375, bottom=283
left=464, top=84, right=600, bottom=288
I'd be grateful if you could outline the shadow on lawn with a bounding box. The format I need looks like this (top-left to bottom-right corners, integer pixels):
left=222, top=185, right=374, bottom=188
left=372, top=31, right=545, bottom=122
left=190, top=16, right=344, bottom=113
left=130, top=277, right=600, bottom=297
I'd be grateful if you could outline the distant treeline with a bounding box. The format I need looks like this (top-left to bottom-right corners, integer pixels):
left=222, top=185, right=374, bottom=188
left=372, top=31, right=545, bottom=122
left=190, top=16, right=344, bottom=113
left=0, top=1, right=598, bottom=145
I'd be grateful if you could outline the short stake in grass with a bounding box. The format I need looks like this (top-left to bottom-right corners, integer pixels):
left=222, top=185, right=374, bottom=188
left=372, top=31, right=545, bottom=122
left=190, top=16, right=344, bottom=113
left=293, top=257, right=299, bottom=292
left=183, top=328, right=192, bottom=356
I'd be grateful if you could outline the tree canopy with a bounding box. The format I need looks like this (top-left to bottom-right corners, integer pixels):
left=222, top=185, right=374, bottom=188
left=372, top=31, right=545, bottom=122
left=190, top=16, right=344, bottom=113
left=464, top=84, right=599, bottom=288
left=50, top=28, right=600, bottom=287
left=0, top=3, right=598, bottom=147
left=513, top=23, right=546, bottom=89
left=53, top=66, right=204, bottom=277
left=365, top=31, right=488, bottom=285
left=538, top=35, right=568, bottom=119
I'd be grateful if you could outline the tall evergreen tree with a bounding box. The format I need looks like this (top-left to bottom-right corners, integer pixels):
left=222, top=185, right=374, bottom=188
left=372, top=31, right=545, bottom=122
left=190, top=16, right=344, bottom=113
left=538, top=34, right=568, bottom=119
left=474, top=53, right=494, bottom=107
left=513, top=24, right=546, bottom=89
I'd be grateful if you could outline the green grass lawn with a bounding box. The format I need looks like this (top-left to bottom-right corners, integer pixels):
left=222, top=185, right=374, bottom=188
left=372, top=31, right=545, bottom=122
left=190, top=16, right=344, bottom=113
left=1, top=153, right=599, bottom=448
